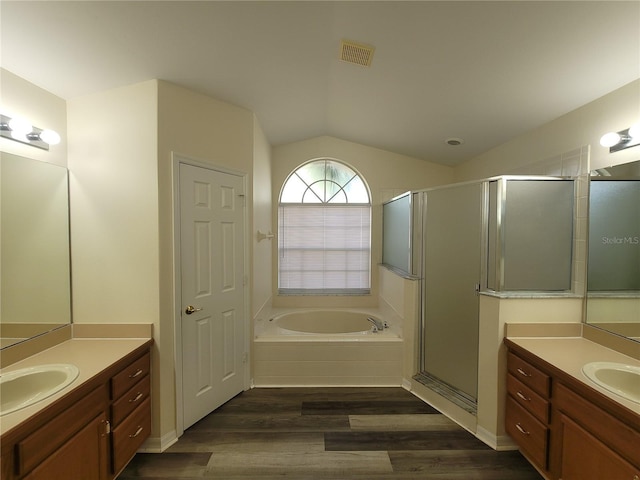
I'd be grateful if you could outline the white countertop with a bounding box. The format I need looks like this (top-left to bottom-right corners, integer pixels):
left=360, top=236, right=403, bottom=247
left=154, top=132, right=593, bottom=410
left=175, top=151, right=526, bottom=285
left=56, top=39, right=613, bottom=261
left=507, top=336, right=640, bottom=416
left=0, top=338, right=150, bottom=436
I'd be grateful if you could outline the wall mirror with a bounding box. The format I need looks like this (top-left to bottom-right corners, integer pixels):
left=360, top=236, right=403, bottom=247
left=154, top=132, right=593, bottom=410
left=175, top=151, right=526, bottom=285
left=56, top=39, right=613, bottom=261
left=0, top=153, right=71, bottom=349
left=586, top=159, right=640, bottom=342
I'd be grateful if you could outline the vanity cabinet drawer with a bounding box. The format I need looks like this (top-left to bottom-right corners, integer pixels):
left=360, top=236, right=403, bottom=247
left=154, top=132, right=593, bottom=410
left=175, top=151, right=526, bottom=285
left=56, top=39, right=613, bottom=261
left=111, top=352, right=150, bottom=400
left=507, top=351, right=550, bottom=398
left=507, top=373, right=549, bottom=424
left=506, top=395, right=548, bottom=470
left=111, top=374, right=150, bottom=427
left=111, top=397, right=151, bottom=475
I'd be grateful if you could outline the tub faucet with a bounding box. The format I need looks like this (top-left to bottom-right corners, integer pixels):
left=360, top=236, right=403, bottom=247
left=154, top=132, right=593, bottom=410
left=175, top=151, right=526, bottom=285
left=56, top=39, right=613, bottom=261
left=367, top=317, right=385, bottom=333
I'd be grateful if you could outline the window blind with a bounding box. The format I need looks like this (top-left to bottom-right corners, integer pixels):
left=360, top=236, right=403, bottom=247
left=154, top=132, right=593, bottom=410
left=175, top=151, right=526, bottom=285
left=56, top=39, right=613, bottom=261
left=278, top=204, right=371, bottom=294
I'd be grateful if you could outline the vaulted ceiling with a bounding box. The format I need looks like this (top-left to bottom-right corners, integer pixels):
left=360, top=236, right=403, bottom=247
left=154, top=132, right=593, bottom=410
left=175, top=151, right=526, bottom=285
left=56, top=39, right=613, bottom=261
left=2, top=1, right=639, bottom=165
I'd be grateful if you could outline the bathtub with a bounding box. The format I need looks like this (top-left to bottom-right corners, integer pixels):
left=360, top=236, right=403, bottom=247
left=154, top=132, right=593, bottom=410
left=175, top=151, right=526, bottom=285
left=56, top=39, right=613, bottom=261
left=273, top=310, right=388, bottom=335
left=253, top=308, right=403, bottom=387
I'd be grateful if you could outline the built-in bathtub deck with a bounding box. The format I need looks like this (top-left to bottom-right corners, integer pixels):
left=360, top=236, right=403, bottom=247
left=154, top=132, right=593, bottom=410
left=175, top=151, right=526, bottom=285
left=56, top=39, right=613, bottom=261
left=253, top=309, right=403, bottom=387
left=253, top=339, right=403, bottom=386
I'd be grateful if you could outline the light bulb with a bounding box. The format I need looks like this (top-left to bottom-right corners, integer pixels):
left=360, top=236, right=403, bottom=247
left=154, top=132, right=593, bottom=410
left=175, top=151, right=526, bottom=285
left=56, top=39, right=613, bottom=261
left=628, top=123, right=640, bottom=140
left=600, top=132, right=621, bottom=148
left=8, top=116, right=32, bottom=136
left=39, top=129, right=61, bottom=145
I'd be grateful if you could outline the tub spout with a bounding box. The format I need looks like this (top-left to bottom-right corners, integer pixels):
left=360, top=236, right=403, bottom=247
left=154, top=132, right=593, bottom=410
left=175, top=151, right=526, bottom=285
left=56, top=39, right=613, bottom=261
left=367, top=317, right=385, bottom=332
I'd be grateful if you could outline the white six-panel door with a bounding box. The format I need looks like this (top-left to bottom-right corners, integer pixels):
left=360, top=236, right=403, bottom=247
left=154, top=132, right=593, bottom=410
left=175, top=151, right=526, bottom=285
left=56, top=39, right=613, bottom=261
left=179, top=162, right=246, bottom=430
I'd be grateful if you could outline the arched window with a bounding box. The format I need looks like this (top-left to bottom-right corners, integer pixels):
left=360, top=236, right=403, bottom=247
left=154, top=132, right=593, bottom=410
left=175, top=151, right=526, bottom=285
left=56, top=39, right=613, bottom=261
left=278, top=159, right=371, bottom=294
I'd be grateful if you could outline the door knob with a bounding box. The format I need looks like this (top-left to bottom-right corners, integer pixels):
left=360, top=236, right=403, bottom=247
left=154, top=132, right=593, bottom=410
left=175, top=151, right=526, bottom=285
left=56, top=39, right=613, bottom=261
left=185, top=305, right=203, bottom=315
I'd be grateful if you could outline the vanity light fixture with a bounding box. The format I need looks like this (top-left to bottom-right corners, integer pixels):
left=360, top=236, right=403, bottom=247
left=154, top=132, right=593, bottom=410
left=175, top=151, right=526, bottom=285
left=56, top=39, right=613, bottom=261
left=0, top=113, right=60, bottom=151
left=599, top=123, right=640, bottom=153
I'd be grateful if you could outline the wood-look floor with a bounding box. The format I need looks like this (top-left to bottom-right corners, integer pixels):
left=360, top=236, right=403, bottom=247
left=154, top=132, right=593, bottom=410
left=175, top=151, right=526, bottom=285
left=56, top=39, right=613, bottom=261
left=119, top=387, right=543, bottom=479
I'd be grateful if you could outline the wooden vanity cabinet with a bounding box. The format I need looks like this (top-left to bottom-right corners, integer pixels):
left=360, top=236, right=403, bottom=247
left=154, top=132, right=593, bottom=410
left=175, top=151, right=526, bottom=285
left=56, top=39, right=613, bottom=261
left=505, top=340, right=640, bottom=480
left=0, top=341, right=152, bottom=480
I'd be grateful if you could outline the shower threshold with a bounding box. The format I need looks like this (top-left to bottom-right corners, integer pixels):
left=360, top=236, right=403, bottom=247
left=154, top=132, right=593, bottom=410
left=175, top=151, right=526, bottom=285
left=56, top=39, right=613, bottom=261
left=413, top=372, right=477, bottom=415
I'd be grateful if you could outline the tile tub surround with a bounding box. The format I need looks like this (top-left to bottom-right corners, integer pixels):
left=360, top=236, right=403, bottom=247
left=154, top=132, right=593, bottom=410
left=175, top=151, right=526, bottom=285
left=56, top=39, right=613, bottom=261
left=118, top=387, right=542, bottom=479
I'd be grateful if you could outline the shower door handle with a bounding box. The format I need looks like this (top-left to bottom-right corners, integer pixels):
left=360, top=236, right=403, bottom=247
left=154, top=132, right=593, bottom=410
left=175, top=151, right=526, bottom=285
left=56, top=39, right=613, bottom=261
left=185, top=305, right=203, bottom=315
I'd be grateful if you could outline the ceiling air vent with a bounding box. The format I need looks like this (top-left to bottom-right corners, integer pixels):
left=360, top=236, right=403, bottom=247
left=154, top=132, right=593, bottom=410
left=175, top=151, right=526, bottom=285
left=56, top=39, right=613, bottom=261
left=340, top=40, right=375, bottom=67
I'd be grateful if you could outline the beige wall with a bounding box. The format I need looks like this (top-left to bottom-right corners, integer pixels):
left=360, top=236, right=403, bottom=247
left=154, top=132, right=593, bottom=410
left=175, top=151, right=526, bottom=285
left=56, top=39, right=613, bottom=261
left=68, top=81, right=159, bottom=325
left=455, top=79, right=640, bottom=181
left=271, top=135, right=454, bottom=308
left=0, top=68, right=67, bottom=167
left=252, top=117, right=273, bottom=317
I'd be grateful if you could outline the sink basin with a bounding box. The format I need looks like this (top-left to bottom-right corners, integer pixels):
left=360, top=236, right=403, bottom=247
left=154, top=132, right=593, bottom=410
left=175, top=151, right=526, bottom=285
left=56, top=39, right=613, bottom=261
left=0, top=364, right=79, bottom=416
left=582, top=362, right=640, bottom=404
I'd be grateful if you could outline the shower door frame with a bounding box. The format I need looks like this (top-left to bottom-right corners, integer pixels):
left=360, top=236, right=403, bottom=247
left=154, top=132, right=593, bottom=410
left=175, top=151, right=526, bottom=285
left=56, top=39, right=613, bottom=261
left=414, top=180, right=489, bottom=409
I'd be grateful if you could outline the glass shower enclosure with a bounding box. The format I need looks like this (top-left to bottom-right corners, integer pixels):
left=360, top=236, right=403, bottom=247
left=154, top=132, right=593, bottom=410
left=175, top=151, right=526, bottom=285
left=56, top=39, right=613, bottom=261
left=383, top=176, right=575, bottom=412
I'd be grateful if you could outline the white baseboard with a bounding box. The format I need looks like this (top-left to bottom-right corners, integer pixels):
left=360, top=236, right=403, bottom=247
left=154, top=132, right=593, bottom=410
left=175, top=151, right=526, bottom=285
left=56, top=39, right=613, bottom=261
left=476, top=425, right=518, bottom=451
left=138, top=430, right=179, bottom=453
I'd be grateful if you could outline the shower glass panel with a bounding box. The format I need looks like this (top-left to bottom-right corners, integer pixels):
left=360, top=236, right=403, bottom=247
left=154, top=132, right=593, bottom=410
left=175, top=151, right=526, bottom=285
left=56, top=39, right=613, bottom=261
left=487, top=178, right=574, bottom=291
left=382, top=192, right=412, bottom=274
left=503, top=180, right=574, bottom=290
left=421, top=182, right=483, bottom=405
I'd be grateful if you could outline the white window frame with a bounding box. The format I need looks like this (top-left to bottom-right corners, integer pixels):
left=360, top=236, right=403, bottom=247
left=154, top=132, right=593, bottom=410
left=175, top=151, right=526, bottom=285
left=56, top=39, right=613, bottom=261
left=278, top=159, right=371, bottom=295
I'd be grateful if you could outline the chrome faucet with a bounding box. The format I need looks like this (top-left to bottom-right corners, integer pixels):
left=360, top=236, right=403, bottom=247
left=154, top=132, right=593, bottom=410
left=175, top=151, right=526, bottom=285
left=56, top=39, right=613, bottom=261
left=367, top=317, right=385, bottom=332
